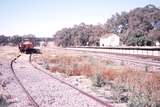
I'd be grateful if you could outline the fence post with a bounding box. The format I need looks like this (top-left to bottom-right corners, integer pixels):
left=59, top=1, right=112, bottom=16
left=29, top=54, right=32, bottom=62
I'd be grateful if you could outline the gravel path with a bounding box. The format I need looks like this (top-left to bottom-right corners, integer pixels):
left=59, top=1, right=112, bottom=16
left=12, top=54, right=109, bottom=107
left=0, top=60, right=33, bottom=107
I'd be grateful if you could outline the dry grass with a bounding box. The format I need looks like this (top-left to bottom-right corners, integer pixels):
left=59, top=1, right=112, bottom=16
left=0, top=46, right=19, bottom=60
left=49, top=55, right=94, bottom=76
left=34, top=48, right=119, bottom=78
left=34, top=48, right=160, bottom=106
left=102, top=68, right=120, bottom=81
left=112, top=67, right=160, bottom=106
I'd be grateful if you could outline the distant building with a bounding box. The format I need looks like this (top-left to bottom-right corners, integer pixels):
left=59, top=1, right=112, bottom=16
left=40, top=41, right=47, bottom=47
left=100, top=33, right=120, bottom=47
left=156, top=41, right=160, bottom=46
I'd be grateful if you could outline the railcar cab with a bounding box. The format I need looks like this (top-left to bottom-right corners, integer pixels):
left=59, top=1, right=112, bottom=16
left=19, top=39, right=40, bottom=54
left=19, top=39, right=32, bottom=53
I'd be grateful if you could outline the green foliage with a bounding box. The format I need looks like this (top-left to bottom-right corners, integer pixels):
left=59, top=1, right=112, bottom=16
left=0, top=35, right=9, bottom=45
left=126, top=31, right=154, bottom=46
left=128, top=90, right=160, bottom=107
left=0, top=95, right=8, bottom=107
left=112, top=70, right=160, bottom=107
left=0, top=34, right=52, bottom=46
left=91, top=73, right=105, bottom=87
left=54, top=4, right=160, bottom=47
left=10, top=35, right=22, bottom=45
left=54, top=23, right=105, bottom=47
left=106, top=4, right=160, bottom=45
left=144, top=64, right=149, bottom=72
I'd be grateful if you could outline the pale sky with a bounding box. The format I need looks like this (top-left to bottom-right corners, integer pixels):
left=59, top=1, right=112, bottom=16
left=0, top=0, right=160, bottom=37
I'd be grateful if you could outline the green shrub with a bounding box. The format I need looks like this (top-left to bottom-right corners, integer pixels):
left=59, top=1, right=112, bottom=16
left=91, top=73, right=105, bottom=87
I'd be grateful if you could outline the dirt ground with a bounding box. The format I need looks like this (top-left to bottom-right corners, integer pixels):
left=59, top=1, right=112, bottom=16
left=0, top=46, right=127, bottom=107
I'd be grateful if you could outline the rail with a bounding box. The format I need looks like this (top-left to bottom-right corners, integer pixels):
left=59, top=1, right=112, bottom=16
left=30, top=61, right=113, bottom=107
left=10, top=55, right=39, bottom=107
left=10, top=54, right=113, bottom=107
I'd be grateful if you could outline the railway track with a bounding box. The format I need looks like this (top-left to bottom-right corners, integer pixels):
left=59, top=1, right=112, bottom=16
left=10, top=47, right=160, bottom=107
left=10, top=54, right=113, bottom=107
left=94, top=53, right=160, bottom=67
left=66, top=48, right=160, bottom=68
left=10, top=54, right=39, bottom=107
left=30, top=62, right=113, bottom=107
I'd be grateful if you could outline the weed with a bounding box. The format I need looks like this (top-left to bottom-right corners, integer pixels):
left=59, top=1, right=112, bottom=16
left=0, top=96, right=8, bottom=107
left=144, top=64, right=149, bottom=72
left=113, top=68, right=160, bottom=107
left=0, top=92, right=10, bottom=107
left=91, top=73, right=105, bottom=87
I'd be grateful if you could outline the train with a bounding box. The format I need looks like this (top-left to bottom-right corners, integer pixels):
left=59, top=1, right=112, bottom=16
left=18, top=39, right=41, bottom=54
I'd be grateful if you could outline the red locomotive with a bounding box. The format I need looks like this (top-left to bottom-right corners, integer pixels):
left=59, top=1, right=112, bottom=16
left=19, top=39, right=40, bottom=54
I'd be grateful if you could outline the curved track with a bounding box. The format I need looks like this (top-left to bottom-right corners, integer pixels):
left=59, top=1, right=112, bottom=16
left=10, top=54, right=39, bottom=107
left=10, top=54, right=113, bottom=107
left=30, top=62, right=113, bottom=107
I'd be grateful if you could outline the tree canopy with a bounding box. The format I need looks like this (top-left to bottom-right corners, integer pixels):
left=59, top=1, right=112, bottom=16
left=54, top=4, right=160, bottom=47
left=0, top=34, right=51, bottom=46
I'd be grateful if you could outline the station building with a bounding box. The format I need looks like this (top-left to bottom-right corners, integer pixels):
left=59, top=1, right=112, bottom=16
left=100, top=33, right=120, bottom=47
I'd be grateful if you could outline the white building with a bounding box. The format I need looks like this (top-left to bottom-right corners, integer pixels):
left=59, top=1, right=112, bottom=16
left=40, top=41, right=47, bottom=47
left=156, top=41, right=160, bottom=46
left=100, top=33, right=120, bottom=47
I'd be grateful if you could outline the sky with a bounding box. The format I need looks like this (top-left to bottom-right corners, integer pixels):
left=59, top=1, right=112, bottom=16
left=0, top=0, right=160, bottom=37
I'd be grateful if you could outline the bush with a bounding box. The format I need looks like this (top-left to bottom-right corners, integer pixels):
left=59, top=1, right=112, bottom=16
left=0, top=95, right=8, bottom=107
left=91, top=73, right=106, bottom=87
left=128, top=73, right=160, bottom=107
left=112, top=68, right=160, bottom=107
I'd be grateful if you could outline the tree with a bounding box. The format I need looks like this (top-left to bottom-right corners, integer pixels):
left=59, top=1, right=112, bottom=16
left=54, top=23, right=106, bottom=47
left=10, top=35, right=22, bottom=45
left=23, top=34, right=36, bottom=46
left=0, top=35, right=9, bottom=45
left=149, top=30, right=160, bottom=42
left=53, top=4, right=160, bottom=47
left=126, top=31, right=153, bottom=46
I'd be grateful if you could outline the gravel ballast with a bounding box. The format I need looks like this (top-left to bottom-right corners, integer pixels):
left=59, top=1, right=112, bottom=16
left=12, top=54, right=111, bottom=107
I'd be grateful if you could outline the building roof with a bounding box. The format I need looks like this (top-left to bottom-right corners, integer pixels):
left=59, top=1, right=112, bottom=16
left=100, top=33, right=118, bottom=39
left=23, top=41, right=32, bottom=45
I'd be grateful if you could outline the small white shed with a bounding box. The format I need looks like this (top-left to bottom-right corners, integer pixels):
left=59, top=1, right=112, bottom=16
left=156, top=41, right=160, bottom=46
left=100, top=33, right=120, bottom=47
